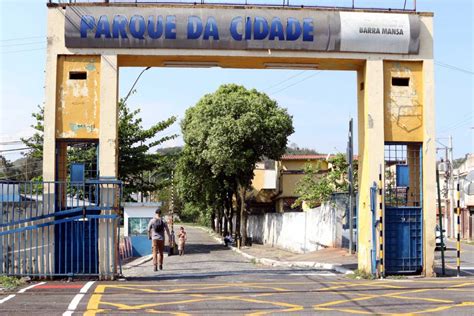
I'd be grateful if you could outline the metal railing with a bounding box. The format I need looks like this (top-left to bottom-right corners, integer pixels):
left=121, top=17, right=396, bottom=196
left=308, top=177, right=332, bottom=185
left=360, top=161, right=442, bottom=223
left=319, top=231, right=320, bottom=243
left=0, top=180, right=122, bottom=278
left=47, top=1, right=417, bottom=12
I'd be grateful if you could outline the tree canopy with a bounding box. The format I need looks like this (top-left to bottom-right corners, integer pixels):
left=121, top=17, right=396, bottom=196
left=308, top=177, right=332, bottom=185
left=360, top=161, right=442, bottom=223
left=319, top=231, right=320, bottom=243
left=21, top=98, right=178, bottom=201
left=177, top=84, right=294, bottom=239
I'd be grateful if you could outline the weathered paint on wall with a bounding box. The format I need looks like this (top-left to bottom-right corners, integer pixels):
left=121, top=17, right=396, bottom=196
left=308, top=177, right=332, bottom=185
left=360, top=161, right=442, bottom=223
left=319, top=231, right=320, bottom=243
left=56, top=55, right=101, bottom=139
left=384, top=61, right=423, bottom=142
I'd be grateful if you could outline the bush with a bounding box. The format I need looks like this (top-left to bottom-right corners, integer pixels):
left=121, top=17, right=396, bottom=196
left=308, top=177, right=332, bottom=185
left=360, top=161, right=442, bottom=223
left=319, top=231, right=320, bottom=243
left=0, top=276, right=25, bottom=290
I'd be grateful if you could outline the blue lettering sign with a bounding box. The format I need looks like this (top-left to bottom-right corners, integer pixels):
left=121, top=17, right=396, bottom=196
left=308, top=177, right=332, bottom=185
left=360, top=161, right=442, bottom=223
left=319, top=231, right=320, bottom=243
left=269, top=17, right=285, bottom=41
left=203, top=17, right=219, bottom=40
left=230, top=17, right=243, bottom=41
left=302, top=18, right=314, bottom=42
left=80, top=15, right=96, bottom=38
left=245, top=17, right=252, bottom=40
left=187, top=16, right=203, bottom=39
left=112, top=15, right=128, bottom=39
left=129, top=15, right=146, bottom=39
left=253, top=17, right=269, bottom=40
left=165, top=16, right=177, bottom=39
left=95, top=15, right=111, bottom=38
left=286, top=18, right=302, bottom=41
left=148, top=16, right=164, bottom=39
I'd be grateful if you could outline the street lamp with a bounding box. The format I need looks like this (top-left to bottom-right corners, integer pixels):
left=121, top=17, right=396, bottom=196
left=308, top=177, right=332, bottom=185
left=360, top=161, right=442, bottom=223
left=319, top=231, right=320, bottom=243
left=122, top=67, right=151, bottom=104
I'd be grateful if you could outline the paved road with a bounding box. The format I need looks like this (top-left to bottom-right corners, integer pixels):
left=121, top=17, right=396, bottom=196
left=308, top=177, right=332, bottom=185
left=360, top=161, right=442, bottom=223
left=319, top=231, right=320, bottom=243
left=1, top=226, right=473, bottom=315
left=435, top=240, right=474, bottom=276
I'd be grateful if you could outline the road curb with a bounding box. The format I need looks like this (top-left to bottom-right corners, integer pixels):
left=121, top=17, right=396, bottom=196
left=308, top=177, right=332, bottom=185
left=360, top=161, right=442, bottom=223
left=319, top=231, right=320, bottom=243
left=197, top=226, right=354, bottom=275
left=122, top=255, right=152, bottom=270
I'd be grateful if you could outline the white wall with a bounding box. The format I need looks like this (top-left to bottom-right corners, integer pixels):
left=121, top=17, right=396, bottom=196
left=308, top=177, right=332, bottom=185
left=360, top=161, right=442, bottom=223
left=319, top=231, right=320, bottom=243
left=123, top=202, right=162, bottom=236
left=247, top=199, right=348, bottom=253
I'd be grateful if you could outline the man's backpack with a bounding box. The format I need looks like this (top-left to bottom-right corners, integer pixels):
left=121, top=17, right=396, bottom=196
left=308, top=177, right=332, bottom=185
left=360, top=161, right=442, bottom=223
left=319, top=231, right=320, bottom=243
left=153, top=218, right=165, bottom=235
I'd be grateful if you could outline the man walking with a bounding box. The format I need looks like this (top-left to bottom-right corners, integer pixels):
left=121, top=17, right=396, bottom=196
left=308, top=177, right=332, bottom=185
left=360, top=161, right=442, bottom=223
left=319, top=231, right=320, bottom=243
left=148, top=208, right=171, bottom=271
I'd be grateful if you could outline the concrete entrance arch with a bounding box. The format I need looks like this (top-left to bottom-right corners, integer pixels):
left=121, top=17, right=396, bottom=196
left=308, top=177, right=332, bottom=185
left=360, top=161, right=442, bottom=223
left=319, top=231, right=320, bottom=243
left=43, top=3, right=435, bottom=276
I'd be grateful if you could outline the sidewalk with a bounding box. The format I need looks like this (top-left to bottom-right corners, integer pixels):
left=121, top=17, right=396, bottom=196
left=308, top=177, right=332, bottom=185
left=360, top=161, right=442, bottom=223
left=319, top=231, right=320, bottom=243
left=203, top=228, right=357, bottom=274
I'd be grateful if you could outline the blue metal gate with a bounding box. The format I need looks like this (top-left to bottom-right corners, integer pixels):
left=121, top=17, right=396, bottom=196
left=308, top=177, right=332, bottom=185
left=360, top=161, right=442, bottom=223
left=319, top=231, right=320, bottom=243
left=0, top=180, right=121, bottom=278
left=384, top=143, right=423, bottom=275
left=385, top=207, right=423, bottom=274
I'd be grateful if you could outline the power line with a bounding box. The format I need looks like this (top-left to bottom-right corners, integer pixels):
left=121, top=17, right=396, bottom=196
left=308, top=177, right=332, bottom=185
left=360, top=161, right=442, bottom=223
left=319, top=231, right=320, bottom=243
left=0, top=47, right=46, bottom=54
left=263, top=70, right=307, bottom=93
left=0, top=147, right=29, bottom=153
left=270, top=71, right=322, bottom=96
left=0, top=40, right=46, bottom=48
left=435, top=61, right=474, bottom=75
left=0, top=140, right=24, bottom=145
left=0, top=36, right=45, bottom=42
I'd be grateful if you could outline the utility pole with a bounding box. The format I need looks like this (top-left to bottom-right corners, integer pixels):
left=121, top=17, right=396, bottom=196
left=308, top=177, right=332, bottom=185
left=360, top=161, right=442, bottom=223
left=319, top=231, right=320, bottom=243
left=170, top=170, right=175, bottom=232
left=347, top=118, right=354, bottom=254
left=436, top=137, right=454, bottom=238
left=449, top=136, right=456, bottom=237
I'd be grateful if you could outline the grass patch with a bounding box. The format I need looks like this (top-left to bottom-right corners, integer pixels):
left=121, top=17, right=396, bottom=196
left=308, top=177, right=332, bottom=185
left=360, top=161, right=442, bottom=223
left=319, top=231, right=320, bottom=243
left=0, top=276, right=25, bottom=290
left=346, top=269, right=376, bottom=280
left=250, top=258, right=257, bottom=264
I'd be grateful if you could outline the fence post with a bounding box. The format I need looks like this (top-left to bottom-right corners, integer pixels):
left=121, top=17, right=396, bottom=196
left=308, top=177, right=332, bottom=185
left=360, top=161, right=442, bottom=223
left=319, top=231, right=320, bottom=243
left=378, top=165, right=384, bottom=278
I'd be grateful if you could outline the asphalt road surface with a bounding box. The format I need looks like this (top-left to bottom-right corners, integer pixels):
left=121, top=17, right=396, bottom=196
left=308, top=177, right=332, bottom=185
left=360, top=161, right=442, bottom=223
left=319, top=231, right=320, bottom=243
left=1, top=227, right=473, bottom=315
left=435, top=239, right=474, bottom=276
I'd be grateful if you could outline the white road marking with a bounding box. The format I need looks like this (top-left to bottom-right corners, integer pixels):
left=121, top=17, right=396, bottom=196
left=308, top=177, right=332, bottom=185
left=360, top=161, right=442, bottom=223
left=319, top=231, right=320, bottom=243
left=62, top=281, right=95, bottom=316
left=17, top=281, right=46, bottom=293
left=0, top=281, right=47, bottom=305
left=0, top=294, right=16, bottom=304
left=79, top=281, right=95, bottom=293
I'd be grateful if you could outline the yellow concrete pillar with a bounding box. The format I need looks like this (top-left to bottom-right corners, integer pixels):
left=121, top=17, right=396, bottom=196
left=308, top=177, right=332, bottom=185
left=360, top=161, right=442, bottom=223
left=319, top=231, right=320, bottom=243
left=357, top=59, right=385, bottom=273
left=422, top=59, right=436, bottom=276
left=43, top=52, right=58, bottom=182
left=98, top=55, right=119, bottom=278
left=99, top=55, right=119, bottom=178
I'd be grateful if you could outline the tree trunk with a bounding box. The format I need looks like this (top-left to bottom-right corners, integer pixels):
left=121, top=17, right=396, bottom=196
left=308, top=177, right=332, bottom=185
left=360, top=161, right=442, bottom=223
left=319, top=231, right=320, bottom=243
left=217, top=207, right=222, bottom=235
left=235, top=192, right=241, bottom=238
left=238, top=184, right=248, bottom=245
left=211, top=211, right=216, bottom=231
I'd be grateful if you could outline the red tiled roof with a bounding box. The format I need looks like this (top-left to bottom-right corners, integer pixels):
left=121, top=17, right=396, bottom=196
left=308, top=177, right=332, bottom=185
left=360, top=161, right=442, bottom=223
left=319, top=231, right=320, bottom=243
left=281, top=154, right=330, bottom=160
left=281, top=154, right=359, bottom=161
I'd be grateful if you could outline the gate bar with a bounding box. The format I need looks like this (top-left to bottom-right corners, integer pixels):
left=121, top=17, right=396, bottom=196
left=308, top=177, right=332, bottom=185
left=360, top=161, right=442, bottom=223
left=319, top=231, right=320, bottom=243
left=378, top=165, right=384, bottom=277
left=456, top=183, right=461, bottom=277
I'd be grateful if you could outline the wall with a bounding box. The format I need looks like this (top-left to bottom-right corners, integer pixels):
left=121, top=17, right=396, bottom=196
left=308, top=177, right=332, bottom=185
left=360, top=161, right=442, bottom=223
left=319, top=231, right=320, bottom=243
left=123, top=202, right=163, bottom=257
left=247, top=196, right=348, bottom=253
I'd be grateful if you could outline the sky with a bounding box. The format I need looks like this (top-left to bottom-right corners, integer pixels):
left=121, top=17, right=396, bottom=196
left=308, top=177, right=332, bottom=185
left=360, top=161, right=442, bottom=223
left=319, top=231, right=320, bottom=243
left=0, top=0, right=473, bottom=167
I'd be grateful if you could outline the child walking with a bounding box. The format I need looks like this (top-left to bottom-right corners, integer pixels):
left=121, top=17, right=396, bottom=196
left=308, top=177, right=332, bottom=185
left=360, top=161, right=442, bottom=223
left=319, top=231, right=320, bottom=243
left=177, top=226, right=187, bottom=256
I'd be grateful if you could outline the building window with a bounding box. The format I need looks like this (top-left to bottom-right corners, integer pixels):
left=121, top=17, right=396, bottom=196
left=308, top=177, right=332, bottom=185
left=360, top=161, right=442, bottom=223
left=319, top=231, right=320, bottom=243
left=69, top=71, right=87, bottom=80
left=128, top=217, right=152, bottom=236
left=392, top=77, right=410, bottom=86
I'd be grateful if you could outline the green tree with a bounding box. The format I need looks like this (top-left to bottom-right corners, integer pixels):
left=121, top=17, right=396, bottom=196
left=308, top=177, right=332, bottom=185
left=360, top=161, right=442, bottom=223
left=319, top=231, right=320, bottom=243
left=116, top=99, right=177, bottom=200
left=180, top=84, right=294, bottom=241
left=21, top=99, right=178, bottom=201
left=0, top=155, right=19, bottom=180
left=21, top=105, right=44, bottom=160
left=294, top=153, right=358, bottom=208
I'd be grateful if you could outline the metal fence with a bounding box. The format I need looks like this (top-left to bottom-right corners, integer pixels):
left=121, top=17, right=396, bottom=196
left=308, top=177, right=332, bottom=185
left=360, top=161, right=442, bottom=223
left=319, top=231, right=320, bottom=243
left=0, top=180, right=122, bottom=278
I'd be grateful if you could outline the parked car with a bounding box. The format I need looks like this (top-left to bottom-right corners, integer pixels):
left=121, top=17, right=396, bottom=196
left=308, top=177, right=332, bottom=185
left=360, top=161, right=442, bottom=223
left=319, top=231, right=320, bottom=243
left=436, top=225, right=446, bottom=250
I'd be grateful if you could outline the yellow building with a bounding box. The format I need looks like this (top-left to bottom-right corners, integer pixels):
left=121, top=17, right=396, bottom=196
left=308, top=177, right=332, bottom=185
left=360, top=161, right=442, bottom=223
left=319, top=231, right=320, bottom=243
left=250, top=154, right=330, bottom=213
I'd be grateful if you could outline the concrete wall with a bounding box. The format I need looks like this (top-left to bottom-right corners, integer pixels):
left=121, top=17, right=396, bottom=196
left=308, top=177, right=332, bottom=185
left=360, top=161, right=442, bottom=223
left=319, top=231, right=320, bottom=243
left=247, top=196, right=348, bottom=253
